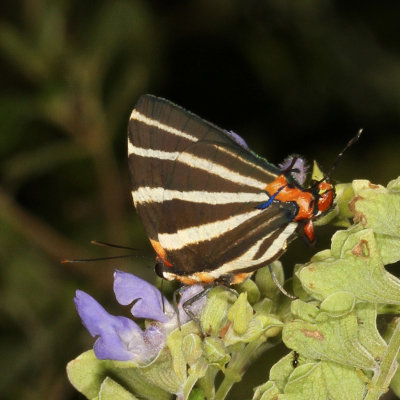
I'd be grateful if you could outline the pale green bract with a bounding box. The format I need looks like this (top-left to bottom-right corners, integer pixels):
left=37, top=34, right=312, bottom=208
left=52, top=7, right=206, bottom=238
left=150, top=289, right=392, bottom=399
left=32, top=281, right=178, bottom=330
left=67, top=176, right=400, bottom=400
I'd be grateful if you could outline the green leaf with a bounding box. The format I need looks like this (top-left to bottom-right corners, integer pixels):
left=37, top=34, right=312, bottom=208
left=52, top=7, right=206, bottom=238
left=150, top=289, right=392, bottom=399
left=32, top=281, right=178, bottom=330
left=67, top=351, right=114, bottom=399
left=298, top=228, right=400, bottom=304
left=203, top=337, right=230, bottom=370
left=292, top=265, right=313, bottom=301
left=142, top=347, right=185, bottom=395
left=290, top=300, right=319, bottom=323
left=319, top=291, right=355, bottom=316
left=66, top=350, right=171, bottom=400
left=167, top=329, right=188, bottom=385
left=266, top=353, right=366, bottom=400
left=253, top=381, right=280, bottom=400
left=350, top=178, right=400, bottom=264
left=283, top=299, right=377, bottom=370
left=182, top=333, right=203, bottom=366
left=268, top=352, right=298, bottom=392
left=99, top=377, right=139, bottom=400
left=355, top=303, right=387, bottom=360
left=335, top=183, right=356, bottom=219
left=283, top=361, right=366, bottom=400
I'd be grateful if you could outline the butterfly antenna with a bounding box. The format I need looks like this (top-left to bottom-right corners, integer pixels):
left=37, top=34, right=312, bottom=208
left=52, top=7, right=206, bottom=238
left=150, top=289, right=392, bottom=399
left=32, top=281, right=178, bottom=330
left=91, top=240, right=141, bottom=251
left=173, top=287, right=183, bottom=330
left=62, top=240, right=150, bottom=263
left=325, top=129, right=363, bottom=182
left=160, top=279, right=166, bottom=313
left=281, top=156, right=298, bottom=174
left=62, top=254, right=139, bottom=263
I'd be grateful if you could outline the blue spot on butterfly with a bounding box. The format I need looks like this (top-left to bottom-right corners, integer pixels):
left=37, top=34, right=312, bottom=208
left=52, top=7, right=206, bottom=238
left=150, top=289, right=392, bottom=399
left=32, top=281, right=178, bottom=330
left=256, top=186, right=286, bottom=210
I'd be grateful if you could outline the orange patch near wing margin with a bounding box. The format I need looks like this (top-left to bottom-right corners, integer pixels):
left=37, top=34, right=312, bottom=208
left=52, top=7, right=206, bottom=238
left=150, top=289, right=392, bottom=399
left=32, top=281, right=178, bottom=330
left=150, top=239, right=172, bottom=267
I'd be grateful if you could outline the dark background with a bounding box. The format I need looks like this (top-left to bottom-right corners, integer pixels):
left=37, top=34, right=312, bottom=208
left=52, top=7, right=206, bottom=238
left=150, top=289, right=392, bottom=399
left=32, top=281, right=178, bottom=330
left=0, top=0, right=399, bottom=399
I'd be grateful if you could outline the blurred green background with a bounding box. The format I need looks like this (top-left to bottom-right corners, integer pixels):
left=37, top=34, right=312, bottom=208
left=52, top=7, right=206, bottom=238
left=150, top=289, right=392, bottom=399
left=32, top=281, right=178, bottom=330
left=1, top=0, right=399, bottom=399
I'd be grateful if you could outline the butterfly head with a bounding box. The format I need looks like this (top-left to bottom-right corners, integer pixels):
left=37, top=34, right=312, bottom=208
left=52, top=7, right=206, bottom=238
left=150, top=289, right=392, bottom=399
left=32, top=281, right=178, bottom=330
left=315, top=180, right=335, bottom=214
left=308, top=178, right=335, bottom=218
left=308, top=129, right=363, bottom=218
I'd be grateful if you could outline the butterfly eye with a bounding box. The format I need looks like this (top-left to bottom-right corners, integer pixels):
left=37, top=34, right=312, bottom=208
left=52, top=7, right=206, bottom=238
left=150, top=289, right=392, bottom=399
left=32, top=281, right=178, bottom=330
left=317, top=189, right=335, bottom=213
left=154, top=258, right=165, bottom=278
left=318, top=181, right=332, bottom=195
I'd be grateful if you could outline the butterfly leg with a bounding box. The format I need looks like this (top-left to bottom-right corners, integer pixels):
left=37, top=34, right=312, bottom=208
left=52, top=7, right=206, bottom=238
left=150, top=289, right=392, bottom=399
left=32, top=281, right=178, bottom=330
left=267, top=264, right=297, bottom=299
left=302, top=220, right=316, bottom=244
left=172, top=286, right=186, bottom=329
left=182, top=286, right=213, bottom=335
left=280, top=156, right=300, bottom=175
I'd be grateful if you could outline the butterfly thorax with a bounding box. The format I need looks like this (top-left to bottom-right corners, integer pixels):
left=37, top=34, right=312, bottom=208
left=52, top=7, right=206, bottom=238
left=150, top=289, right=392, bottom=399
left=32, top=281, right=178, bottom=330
left=265, top=174, right=335, bottom=242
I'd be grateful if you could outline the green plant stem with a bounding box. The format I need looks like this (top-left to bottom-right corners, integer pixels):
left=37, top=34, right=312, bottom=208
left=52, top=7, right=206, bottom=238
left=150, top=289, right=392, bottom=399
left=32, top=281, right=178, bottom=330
left=364, top=317, right=400, bottom=400
left=214, top=338, right=274, bottom=400
left=198, top=366, right=218, bottom=400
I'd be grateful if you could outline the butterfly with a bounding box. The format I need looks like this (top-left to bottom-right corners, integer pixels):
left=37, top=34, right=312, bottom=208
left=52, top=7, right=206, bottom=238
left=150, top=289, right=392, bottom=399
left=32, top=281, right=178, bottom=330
left=128, top=94, right=360, bottom=289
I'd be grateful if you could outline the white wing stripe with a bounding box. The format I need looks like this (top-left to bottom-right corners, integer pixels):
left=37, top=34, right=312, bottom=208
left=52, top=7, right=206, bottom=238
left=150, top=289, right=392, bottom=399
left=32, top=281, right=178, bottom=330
left=128, top=142, right=180, bottom=160
left=178, top=152, right=266, bottom=188
left=209, top=222, right=297, bottom=277
left=132, top=187, right=268, bottom=204
left=158, top=209, right=261, bottom=250
left=130, top=110, right=198, bottom=142
left=128, top=141, right=267, bottom=189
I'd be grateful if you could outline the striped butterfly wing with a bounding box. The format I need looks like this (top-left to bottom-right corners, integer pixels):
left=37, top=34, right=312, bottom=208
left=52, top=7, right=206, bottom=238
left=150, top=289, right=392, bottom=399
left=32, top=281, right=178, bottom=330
left=128, top=95, right=298, bottom=281
left=158, top=140, right=299, bottom=279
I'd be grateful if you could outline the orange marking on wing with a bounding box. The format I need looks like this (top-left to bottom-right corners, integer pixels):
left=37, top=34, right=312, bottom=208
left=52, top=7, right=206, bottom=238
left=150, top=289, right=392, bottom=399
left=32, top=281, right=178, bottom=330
left=166, top=271, right=219, bottom=285
left=232, top=272, right=252, bottom=284
left=197, top=272, right=217, bottom=283
left=175, top=276, right=199, bottom=285
left=150, top=239, right=172, bottom=267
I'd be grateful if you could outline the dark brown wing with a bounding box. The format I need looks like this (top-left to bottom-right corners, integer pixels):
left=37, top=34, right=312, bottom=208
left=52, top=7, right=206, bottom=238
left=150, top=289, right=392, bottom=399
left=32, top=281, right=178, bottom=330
left=128, top=94, right=297, bottom=276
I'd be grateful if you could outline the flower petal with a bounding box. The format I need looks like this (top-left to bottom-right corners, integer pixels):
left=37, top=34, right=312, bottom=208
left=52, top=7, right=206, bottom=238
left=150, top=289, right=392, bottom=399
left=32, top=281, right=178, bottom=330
left=74, top=290, right=164, bottom=362
left=225, top=130, right=249, bottom=149
left=178, top=284, right=207, bottom=325
left=279, top=156, right=308, bottom=185
left=113, top=270, right=171, bottom=322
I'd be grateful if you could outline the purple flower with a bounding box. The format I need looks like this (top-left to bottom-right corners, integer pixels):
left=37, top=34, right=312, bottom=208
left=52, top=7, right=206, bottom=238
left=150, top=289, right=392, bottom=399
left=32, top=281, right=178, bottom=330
left=225, top=130, right=249, bottom=149
left=279, top=156, right=308, bottom=185
left=74, top=270, right=206, bottom=362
